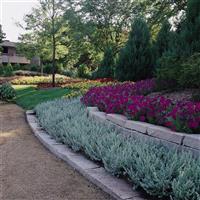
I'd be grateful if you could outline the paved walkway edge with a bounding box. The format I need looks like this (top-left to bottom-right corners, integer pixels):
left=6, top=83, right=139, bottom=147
left=26, top=110, right=146, bottom=200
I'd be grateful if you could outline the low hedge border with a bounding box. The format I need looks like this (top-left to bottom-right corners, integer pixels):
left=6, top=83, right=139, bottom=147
left=87, top=107, right=200, bottom=156
left=26, top=110, right=144, bottom=200
left=34, top=99, right=200, bottom=200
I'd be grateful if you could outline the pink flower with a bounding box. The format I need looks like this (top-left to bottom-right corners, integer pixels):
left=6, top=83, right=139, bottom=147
left=140, top=116, right=146, bottom=122
left=82, top=79, right=200, bottom=134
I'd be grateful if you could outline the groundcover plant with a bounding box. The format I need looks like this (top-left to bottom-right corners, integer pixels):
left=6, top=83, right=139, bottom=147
left=81, top=79, right=200, bottom=134
left=35, top=99, right=200, bottom=200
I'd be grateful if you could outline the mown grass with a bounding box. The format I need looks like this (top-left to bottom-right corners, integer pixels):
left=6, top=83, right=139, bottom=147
left=13, top=85, right=72, bottom=110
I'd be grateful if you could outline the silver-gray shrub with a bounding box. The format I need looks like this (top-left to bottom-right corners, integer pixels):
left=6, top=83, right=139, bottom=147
left=171, top=158, right=200, bottom=200
left=35, top=99, right=200, bottom=200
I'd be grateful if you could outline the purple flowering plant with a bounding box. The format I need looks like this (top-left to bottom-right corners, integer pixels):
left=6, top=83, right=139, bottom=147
left=81, top=79, right=200, bottom=134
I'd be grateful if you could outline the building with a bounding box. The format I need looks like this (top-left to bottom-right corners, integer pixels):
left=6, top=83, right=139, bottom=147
left=0, top=40, right=30, bottom=65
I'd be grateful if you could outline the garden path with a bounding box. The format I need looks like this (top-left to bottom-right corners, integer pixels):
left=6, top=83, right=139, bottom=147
left=0, top=102, right=112, bottom=200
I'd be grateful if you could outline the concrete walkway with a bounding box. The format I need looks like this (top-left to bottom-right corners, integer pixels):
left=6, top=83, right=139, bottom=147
left=0, top=102, right=113, bottom=200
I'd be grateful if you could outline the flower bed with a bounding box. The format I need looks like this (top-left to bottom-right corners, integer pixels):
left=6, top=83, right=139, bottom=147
left=11, top=75, right=71, bottom=85
left=82, top=79, right=200, bottom=134
left=37, top=82, right=62, bottom=89
left=62, top=79, right=115, bottom=98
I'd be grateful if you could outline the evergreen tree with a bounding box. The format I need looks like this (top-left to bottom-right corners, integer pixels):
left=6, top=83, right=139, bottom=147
left=183, top=0, right=200, bottom=54
left=0, top=25, right=5, bottom=53
left=154, top=20, right=172, bottom=59
left=95, top=47, right=115, bottom=78
left=167, top=0, right=200, bottom=57
left=115, top=18, right=152, bottom=81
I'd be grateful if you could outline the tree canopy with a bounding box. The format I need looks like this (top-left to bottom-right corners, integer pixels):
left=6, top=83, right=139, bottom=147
left=0, top=25, right=5, bottom=52
left=17, top=0, right=189, bottom=78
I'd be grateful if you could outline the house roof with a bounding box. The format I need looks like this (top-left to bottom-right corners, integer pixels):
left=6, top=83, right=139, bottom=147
left=1, top=40, right=16, bottom=48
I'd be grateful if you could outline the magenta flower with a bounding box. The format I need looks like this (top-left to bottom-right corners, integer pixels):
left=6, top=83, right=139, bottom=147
left=81, top=79, right=200, bottom=134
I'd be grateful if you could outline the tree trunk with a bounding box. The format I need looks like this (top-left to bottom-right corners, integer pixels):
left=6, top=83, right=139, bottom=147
left=52, top=0, right=56, bottom=87
left=52, top=33, right=56, bottom=87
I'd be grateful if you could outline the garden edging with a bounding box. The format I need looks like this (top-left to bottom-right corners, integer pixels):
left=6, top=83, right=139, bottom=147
left=26, top=110, right=148, bottom=200
left=87, top=107, right=200, bottom=156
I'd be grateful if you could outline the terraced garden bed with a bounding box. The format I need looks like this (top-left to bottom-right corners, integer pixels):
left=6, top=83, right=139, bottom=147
left=82, top=79, right=200, bottom=134
left=34, top=98, right=200, bottom=200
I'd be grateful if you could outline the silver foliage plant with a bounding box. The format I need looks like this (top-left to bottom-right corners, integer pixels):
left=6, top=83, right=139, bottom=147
left=35, top=99, right=200, bottom=200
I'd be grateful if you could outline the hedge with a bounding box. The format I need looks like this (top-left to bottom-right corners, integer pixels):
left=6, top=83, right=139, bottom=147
left=35, top=99, right=200, bottom=200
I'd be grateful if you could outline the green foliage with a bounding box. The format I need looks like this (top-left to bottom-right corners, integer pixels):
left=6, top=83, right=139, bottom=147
left=124, top=142, right=194, bottom=198
left=155, top=0, right=200, bottom=90
left=30, top=64, right=39, bottom=72
left=11, top=75, right=67, bottom=85
left=35, top=99, right=200, bottom=200
left=115, top=18, right=153, bottom=81
left=0, top=83, right=16, bottom=100
left=172, top=159, right=200, bottom=200
left=13, top=63, right=21, bottom=71
left=0, top=24, right=5, bottom=52
left=154, top=20, right=172, bottom=62
left=0, top=64, right=14, bottom=77
left=60, top=67, right=78, bottom=78
left=0, top=65, right=4, bottom=75
left=42, top=64, right=52, bottom=74
left=192, top=90, right=200, bottom=102
left=18, top=0, right=187, bottom=74
left=16, top=40, right=38, bottom=60
left=77, top=64, right=92, bottom=78
left=155, top=56, right=182, bottom=90
left=178, top=53, right=200, bottom=88
left=182, top=0, right=200, bottom=55
left=156, top=53, right=200, bottom=90
left=159, top=0, right=200, bottom=59
left=14, top=70, right=44, bottom=77
left=94, top=47, right=115, bottom=78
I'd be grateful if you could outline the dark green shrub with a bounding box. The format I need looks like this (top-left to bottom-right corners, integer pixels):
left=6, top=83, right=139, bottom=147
left=60, top=67, right=78, bottom=78
left=77, top=64, right=92, bottom=78
left=154, top=20, right=172, bottom=60
left=0, top=65, right=4, bottom=75
left=192, top=90, right=200, bottom=102
left=155, top=56, right=182, bottom=90
left=0, top=83, right=16, bottom=100
left=43, top=63, right=52, bottom=74
left=2, top=64, right=14, bottom=77
left=115, top=17, right=152, bottom=81
left=181, top=0, right=200, bottom=55
left=94, top=47, right=115, bottom=78
left=178, top=53, right=200, bottom=88
left=156, top=53, right=200, bottom=90
left=13, top=63, right=21, bottom=71
left=30, top=64, right=38, bottom=72
left=155, top=0, right=200, bottom=90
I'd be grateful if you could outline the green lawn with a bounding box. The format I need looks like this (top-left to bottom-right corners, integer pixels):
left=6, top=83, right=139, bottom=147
left=13, top=85, right=72, bottom=110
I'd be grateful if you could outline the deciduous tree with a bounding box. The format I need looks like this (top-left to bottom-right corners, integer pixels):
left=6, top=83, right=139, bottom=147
left=21, top=0, right=67, bottom=86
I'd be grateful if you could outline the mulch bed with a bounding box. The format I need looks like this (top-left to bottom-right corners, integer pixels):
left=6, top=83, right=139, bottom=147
left=37, top=82, right=63, bottom=89
left=0, top=76, right=18, bottom=84
left=148, top=89, right=199, bottom=103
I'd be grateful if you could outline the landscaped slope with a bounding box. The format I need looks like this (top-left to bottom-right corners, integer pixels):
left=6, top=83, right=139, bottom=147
left=82, top=79, right=200, bottom=134
left=35, top=99, right=200, bottom=200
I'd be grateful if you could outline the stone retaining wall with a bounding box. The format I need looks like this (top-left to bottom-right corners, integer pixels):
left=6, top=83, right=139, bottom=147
left=87, top=107, right=200, bottom=156
left=26, top=110, right=148, bottom=200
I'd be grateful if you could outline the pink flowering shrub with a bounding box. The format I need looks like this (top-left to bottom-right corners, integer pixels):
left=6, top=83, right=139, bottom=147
left=81, top=79, right=200, bottom=134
